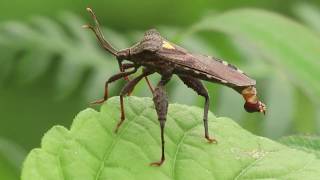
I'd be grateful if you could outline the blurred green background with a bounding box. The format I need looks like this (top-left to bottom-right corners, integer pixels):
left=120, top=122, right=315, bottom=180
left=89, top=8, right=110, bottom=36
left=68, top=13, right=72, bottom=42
left=1, top=0, right=320, bottom=179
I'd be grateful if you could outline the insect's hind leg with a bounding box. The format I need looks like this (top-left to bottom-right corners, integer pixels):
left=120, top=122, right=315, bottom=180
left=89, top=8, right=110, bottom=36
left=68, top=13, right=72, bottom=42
left=115, top=69, right=154, bottom=133
left=150, top=74, right=171, bottom=166
left=178, top=75, right=217, bottom=143
left=91, top=68, right=137, bottom=105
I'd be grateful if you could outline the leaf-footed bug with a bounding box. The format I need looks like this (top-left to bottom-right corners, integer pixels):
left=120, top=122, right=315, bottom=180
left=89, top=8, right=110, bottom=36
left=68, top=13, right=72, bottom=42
left=83, top=8, right=266, bottom=166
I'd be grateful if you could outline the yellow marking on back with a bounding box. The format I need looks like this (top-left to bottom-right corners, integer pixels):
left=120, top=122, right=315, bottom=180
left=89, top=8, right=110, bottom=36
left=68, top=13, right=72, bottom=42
left=162, top=41, right=175, bottom=49
left=222, top=61, right=228, bottom=66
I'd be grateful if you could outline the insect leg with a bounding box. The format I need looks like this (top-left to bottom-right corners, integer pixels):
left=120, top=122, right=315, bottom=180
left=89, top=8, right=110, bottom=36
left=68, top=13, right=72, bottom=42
left=119, top=63, right=154, bottom=95
left=144, top=76, right=154, bottom=95
left=150, top=74, right=171, bottom=166
left=115, top=69, right=155, bottom=133
left=178, top=75, right=217, bottom=143
left=91, top=68, right=138, bottom=105
left=118, top=62, right=137, bottom=81
left=124, top=76, right=154, bottom=96
left=121, top=63, right=136, bottom=70
left=117, top=61, right=130, bottom=81
left=122, top=63, right=154, bottom=95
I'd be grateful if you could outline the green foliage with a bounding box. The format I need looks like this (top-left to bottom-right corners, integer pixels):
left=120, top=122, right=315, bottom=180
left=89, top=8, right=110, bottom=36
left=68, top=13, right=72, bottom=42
left=0, top=0, right=303, bottom=29
left=0, top=138, right=26, bottom=180
left=187, top=9, right=320, bottom=103
left=2, top=8, right=319, bottom=139
left=280, top=135, right=320, bottom=158
left=182, top=8, right=320, bottom=137
left=293, top=2, right=320, bottom=33
left=1, top=2, right=320, bottom=179
left=0, top=13, right=126, bottom=100
left=22, top=97, right=320, bottom=179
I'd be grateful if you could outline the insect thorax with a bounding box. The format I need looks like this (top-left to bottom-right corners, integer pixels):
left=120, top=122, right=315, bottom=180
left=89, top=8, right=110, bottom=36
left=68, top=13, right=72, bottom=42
left=129, top=29, right=163, bottom=55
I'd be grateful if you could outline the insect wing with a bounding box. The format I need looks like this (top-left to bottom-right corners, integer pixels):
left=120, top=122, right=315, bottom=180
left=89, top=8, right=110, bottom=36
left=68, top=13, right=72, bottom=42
left=157, top=47, right=256, bottom=86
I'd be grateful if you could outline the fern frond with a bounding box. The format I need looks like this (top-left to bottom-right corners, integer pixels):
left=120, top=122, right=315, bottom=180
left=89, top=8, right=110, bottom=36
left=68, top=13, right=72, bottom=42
left=0, top=13, right=128, bottom=99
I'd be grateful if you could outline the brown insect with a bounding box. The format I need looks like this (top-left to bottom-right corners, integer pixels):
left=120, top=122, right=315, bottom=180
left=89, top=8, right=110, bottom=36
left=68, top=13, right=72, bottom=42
left=83, top=8, right=266, bottom=166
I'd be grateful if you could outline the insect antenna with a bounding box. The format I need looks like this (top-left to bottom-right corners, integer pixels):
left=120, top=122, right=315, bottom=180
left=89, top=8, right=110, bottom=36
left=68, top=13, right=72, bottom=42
left=83, top=7, right=118, bottom=56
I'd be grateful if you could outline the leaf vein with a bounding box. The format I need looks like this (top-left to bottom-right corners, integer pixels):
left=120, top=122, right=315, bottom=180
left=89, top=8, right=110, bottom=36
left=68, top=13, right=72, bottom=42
left=94, top=104, right=154, bottom=180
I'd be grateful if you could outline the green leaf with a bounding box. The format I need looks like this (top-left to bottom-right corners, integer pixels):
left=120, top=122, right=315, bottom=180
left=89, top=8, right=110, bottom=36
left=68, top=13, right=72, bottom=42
left=22, top=97, right=320, bottom=179
left=279, top=135, right=320, bottom=158
left=184, top=9, right=320, bottom=105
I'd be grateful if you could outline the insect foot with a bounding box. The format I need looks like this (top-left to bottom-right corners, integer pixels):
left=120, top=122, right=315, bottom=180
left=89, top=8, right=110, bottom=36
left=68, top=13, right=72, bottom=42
left=150, top=158, right=165, bottom=167
left=114, top=120, right=124, bottom=133
left=90, top=98, right=107, bottom=105
left=206, top=136, right=218, bottom=144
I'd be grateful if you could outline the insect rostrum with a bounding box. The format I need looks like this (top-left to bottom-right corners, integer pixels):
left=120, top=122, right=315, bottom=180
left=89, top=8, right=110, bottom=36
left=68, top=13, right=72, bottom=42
left=83, top=8, right=266, bottom=166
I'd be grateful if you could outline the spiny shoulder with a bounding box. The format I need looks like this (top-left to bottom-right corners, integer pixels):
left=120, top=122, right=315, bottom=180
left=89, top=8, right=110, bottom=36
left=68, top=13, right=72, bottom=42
left=144, top=28, right=161, bottom=37
left=138, top=29, right=163, bottom=52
